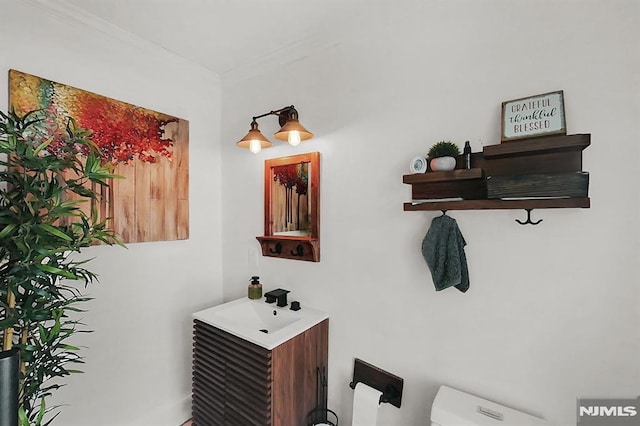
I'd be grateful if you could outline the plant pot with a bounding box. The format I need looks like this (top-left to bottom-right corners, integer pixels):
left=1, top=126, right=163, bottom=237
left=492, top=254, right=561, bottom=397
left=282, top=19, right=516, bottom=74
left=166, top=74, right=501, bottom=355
left=0, top=348, right=19, bottom=426
left=430, top=156, right=456, bottom=172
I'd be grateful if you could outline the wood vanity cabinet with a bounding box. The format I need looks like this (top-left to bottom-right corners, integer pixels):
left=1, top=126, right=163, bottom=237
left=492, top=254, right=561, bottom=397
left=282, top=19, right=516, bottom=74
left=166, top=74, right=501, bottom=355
left=192, top=319, right=329, bottom=426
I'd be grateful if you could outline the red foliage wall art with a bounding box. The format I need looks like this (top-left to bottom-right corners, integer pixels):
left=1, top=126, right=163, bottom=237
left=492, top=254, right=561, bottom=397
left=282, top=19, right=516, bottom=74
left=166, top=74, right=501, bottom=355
left=9, top=69, right=189, bottom=243
left=74, top=93, right=176, bottom=164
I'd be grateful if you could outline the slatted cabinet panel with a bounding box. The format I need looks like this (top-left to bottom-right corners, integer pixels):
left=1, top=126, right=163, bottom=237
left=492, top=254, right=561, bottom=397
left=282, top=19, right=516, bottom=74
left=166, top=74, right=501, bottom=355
left=193, top=320, right=272, bottom=425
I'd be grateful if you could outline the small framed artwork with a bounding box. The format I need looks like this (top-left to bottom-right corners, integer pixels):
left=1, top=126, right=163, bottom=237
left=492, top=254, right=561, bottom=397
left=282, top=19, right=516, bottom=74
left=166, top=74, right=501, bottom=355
left=501, top=90, right=566, bottom=142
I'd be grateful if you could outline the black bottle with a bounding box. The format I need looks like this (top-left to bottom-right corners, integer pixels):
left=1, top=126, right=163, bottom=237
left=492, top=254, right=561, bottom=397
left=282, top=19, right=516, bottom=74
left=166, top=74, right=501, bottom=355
left=463, top=141, right=472, bottom=169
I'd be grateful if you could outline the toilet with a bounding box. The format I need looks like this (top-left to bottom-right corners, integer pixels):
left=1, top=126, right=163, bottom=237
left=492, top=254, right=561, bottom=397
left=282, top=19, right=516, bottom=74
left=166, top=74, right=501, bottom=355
left=431, top=385, right=552, bottom=426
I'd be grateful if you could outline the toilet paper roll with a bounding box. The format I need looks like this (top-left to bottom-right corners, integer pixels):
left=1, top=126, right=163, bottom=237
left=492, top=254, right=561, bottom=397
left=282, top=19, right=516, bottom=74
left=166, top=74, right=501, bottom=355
left=352, top=382, right=382, bottom=426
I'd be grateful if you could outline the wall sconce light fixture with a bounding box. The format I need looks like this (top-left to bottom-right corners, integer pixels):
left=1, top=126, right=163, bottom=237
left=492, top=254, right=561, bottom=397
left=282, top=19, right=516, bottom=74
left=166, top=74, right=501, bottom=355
left=236, top=105, right=313, bottom=154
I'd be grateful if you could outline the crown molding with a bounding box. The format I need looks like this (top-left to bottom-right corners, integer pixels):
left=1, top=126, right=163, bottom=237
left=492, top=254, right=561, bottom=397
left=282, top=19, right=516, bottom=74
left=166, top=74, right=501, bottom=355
left=23, top=0, right=152, bottom=49
left=20, top=0, right=219, bottom=80
left=20, top=0, right=345, bottom=85
left=221, top=36, right=336, bottom=86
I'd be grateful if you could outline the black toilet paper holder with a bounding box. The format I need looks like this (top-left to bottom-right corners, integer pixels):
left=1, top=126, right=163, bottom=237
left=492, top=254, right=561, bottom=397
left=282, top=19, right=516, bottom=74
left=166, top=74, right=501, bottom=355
left=348, top=358, right=403, bottom=408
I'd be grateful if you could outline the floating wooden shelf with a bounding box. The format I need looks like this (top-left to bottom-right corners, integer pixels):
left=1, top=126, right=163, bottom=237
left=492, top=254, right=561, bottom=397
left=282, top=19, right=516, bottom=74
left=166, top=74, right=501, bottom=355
left=402, top=168, right=483, bottom=184
left=403, top=134, right=591, bottom=217
left=482, top=134, right=590, bottom=159
left=404, top=168, right=486, bottom=200
left=403, top=197, right=590, bottom=212
left=256, top=236, right=320, bottom=262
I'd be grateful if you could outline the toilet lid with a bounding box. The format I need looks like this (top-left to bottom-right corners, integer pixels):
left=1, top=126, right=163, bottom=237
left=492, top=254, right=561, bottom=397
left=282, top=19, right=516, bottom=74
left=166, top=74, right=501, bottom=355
left=431, top=385, right=551, bottom=426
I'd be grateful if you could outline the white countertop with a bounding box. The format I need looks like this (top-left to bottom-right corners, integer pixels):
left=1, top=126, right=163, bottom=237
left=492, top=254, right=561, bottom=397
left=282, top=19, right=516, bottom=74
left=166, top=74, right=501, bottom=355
left=193, top=297, right=328, bottom=350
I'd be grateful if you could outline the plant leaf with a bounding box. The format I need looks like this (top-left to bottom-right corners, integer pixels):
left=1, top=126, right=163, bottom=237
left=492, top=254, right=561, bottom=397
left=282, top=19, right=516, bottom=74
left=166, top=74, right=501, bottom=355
left=38, top=224, right=73, bottom=242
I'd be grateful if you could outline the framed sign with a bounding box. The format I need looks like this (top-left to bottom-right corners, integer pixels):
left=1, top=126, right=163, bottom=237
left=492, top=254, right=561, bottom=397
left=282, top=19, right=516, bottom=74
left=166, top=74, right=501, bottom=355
left=501, top=90, right=566, bottom=142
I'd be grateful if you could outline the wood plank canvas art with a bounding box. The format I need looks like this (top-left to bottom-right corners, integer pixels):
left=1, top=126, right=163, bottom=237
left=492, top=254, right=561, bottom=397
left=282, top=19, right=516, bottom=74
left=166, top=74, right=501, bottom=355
left=9, top=69, right=189, bottom=243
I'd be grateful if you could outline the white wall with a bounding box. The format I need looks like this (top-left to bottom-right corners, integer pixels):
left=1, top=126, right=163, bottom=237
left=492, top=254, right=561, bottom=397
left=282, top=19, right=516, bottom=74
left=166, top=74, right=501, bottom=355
left=1, top=1, right=223, bottom=425
left=221, top=1, right=640, bottom=425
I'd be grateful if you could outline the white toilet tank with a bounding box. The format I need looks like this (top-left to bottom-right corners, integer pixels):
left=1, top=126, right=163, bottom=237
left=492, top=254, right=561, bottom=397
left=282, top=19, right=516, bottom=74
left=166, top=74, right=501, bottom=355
left=430, top=385, right=552, bottom=426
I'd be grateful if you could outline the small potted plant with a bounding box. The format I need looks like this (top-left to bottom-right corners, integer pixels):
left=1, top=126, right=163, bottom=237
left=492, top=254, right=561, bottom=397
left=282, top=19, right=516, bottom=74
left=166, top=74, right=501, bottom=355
left=427, top=140, right=460, bottom=171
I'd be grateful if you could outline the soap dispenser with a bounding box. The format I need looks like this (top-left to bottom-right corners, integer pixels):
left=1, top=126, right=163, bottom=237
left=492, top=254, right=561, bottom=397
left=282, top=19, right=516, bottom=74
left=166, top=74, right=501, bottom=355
left=248, top=276, right=263, bottom=300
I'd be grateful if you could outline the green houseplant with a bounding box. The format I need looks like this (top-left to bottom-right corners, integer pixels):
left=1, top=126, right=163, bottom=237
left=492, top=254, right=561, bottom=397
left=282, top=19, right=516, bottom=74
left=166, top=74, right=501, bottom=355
left=0, top=109, right=122, bottom=425
left=427, top=140, right=460, bottom=172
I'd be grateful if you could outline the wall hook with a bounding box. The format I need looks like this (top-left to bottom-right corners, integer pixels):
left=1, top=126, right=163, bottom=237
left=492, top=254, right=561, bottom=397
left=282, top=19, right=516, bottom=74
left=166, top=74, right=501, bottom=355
left=291, top=244, right=304, bottom=257
left=515, top=209, right=543, bottom=225
left=269, top=242, right=282, bottom=254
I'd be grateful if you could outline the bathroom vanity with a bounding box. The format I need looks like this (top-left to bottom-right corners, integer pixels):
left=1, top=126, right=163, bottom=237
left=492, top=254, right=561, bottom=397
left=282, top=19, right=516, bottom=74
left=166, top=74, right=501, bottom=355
left=192, top=298, right=329, bottom=426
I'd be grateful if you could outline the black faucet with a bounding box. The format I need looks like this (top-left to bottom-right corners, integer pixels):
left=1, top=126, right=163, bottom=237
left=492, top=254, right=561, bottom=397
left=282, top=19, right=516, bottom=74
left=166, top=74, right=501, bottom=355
left=264, top=289, right=290, bottom=307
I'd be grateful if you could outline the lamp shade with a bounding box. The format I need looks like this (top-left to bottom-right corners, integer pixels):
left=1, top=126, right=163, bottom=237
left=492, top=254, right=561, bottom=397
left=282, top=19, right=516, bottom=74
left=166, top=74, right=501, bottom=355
left=237, top=121, right=273, bottom=153
left=274, top=109, right=313, bottom=143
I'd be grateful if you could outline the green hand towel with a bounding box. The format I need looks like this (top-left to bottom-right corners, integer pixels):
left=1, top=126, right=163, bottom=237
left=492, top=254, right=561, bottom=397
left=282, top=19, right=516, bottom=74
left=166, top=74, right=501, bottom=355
left=421, top=215, right=470, bottom=292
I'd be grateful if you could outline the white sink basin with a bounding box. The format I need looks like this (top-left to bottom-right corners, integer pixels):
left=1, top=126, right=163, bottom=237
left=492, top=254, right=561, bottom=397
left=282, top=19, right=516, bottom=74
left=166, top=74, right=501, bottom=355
left=193, top=297, right=328, bottom=349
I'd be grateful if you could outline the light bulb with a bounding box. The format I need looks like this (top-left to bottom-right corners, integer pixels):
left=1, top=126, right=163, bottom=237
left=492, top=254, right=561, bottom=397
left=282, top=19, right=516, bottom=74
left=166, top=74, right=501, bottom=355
left=288, top=130, right=301, bottom=147
left=249, top=139, right=262, bottom=154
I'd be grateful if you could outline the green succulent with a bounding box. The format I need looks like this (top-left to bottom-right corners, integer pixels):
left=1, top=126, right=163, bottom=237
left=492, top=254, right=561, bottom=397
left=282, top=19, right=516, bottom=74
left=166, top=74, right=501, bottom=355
left=427, top=140, right=460, bottom=158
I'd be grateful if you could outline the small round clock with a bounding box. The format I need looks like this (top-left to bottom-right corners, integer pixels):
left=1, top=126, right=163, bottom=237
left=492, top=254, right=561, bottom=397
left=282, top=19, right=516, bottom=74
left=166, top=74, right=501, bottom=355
left=409, top=156, right=427, bottom=173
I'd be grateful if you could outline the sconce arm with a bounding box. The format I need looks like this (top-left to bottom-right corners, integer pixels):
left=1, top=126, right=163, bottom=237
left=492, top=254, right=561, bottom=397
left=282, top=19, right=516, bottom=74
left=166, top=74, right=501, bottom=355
left=252, top=105, right=297, bottom=126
